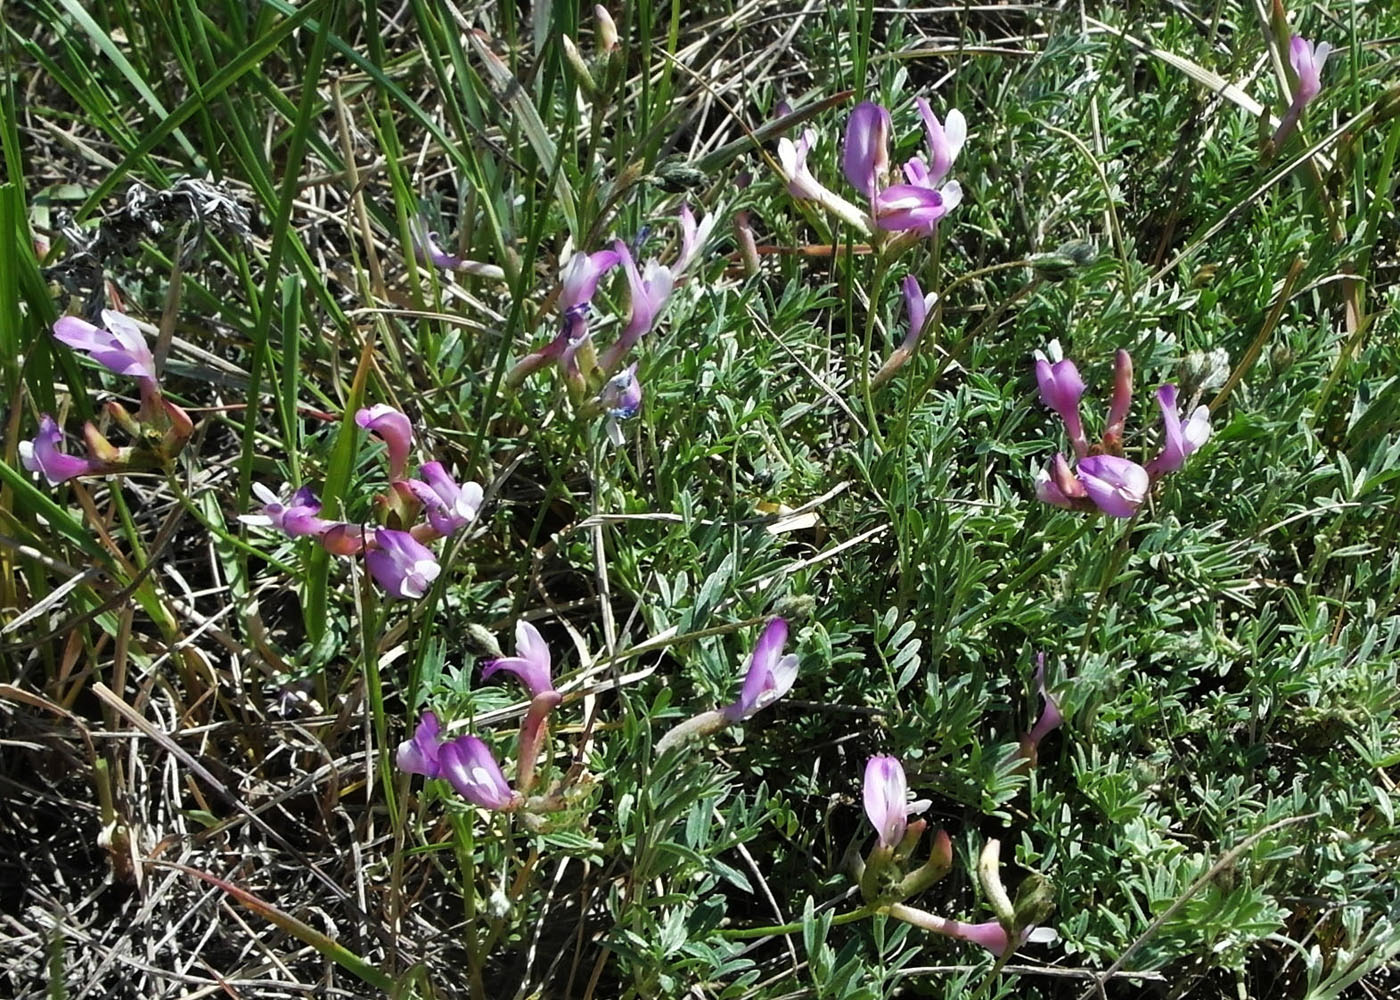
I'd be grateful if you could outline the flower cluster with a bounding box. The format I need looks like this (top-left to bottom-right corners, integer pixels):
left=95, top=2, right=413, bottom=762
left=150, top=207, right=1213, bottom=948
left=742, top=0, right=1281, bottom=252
left=243, top=404, right=483, bottom=599
left=856, top=755, right=1057, bottom=958
left=21, top=312, right=193, bottom=486
left=1034, top=349, right=1211, bottom=518
left=777, top=97, right=966, bottom=238
left=402, top=616, right=798, bottom=814
left=506, top=205, right=715, bottom=443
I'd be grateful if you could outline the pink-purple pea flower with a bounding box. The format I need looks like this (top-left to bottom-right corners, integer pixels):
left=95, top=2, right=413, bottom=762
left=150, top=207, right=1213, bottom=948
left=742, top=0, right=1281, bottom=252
left=1034, top=356, right=1088, bottom=458
left=409, top=215, right=465, bottom=270
left=1075, top=454, right=1150, bottom=518
left=721, top=617, right=800, bottom=722
left=242, top=482, right=338, bottom=538
left=560, top=247, right=623, bottom=314
left=396, top=711, right=444, bottom=778
left=365, top=528, right=440, bottom=599
left=404, top=462, right=483, bottom=538
left=863, top=755, right=930, bottom=850
left=1144, top=384, right=1211, bottom=477
left=1271, top=35, right=1331, bottom=149
left=355, top=404, right=414, bottom=482
left=673, top=204, right=717, bottom=278
left=438, top=734, right=517, bottom=810
left=481, top=620, right=557, bottom=699
left=843, top=101, right=893, bottom=199
left=598, top=241, right=675, bottom=373
left=19, top=416, right=98, bottom=485
left=53, top=311, right=156, bottom=384
left=1033, top=350, right=1211, bottom=518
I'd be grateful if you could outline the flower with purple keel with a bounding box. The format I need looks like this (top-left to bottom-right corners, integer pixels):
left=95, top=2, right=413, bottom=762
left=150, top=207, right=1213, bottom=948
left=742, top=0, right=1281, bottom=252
left=53, top=311, right=156, bottom=383
left=871, top=100, right=965, bottom=235
left=438, top=735, right=518, bottom=810
left=843, top=101, right=893, bottom=200
left=597, top=241, right=675, bottom=373
left=19, top=416, right=98, bottom=485
left=599, top=364, right=642, bottom=446
left=1145, top=384, right=1211, bottom=477
left=1076, top=454, right=1150, bottom=518
left=243, top=483, right=338, bottom=538
left=408, top=215, right=464, bottom=271
left=721, top=617, right=800, bottom=722
left=404, top=462, right=483, bottom=538
left=365, top=528, right=440, bottom=599
left=396, top=712, right=444, bottom=778
left=863, top=755, right=930, bottom=850
left=355, top=405, right=414, bottom=482
left=482, top=620, right=556, bottom=699
left=559, top=247, right=622, bottom=314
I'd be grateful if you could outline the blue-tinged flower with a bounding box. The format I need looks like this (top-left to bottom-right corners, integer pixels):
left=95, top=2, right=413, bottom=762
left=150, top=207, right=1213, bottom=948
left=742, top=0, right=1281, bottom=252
left=405, top=462, right=483, bottom=538
left=439, top=735, right=518, bottom=810
left=19, top=415, right=97, bottom=485
left=53, top=311, right=157, bottom=383
left=721, top=617, right=799, bottom=722
left=409, top=215, right=464, bottom=270
left=396, top=711, right=444, bottom=778
left=481, top=620, right=556, bottom=699
left=365, top=528, right=440, bottom=599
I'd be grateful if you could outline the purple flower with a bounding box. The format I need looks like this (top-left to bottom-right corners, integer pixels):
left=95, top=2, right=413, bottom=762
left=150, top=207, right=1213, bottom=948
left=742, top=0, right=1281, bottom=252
left=721, top=617, right=799, bottom=722
left=864, top=755, right=918, bottom=849
left=365, top=528, right=441, bottom=599
left=674, top=204, right=717, bottom=277
left=243, top=482, right=337, bottom=537
left=481, top=620, right=556, bottom=699
left=600, top=364, right=643, bottom=447
left=1289, top=35, right=1331, bottom=108
left=355, top=404, right=414, bottom=482
left=873, top=178, right=957, bottom=234
left=1034, top=356, right=1088, bottom=458
left=404, top=462, right=483, bottom=537
left=598, top=240, right=675, bottom=372
left=396, top=712, right=444, bottom=778
left=1076, top=454, right=1149, bottom=518
left=843, top=101, right=892, bottom=200
left=53, top=311, right=156, bottom=383
left=1145, top=384, right=1211, bottom=478
left=408, top=215, right=464, bottom=270
left=19, top=415, right=96, bottom=485
left=902, top=275, right=938, bottom=353
left=1024, top=655, right=1063, bottom=751
left=560, top=247, right=622, bottom=314
left=915, top=100, right=966, bottom=187
left=438, top=735, right=517, bottom=810
left=777, top=128, right=825, bottom=201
